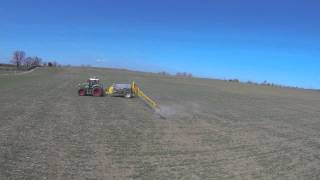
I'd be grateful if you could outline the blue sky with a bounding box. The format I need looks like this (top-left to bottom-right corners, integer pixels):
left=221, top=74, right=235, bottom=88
left=0, top=0, right=319, bottom=88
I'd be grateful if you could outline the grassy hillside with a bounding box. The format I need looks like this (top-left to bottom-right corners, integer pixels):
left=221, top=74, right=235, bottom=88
left=0, top=63, right=34, bottom=75
left=1, top=67, right=320, bottom=179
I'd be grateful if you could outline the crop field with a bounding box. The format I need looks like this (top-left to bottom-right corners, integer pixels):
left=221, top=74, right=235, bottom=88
left=1, top=67, right=320, bottom=179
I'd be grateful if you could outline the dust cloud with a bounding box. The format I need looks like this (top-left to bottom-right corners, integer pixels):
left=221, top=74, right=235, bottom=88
left=154, top=102, right=202, bottom=120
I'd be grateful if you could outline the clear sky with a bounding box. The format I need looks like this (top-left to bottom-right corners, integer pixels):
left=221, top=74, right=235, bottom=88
left=0, top=0, right=319, bottom=89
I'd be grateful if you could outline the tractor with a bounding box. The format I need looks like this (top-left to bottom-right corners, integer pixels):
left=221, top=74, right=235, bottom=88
left=78, top=77, right=104, bottom=97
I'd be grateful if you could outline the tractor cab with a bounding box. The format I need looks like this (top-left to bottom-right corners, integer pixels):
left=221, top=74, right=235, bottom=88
left=87, top=78, right=100, bottom=87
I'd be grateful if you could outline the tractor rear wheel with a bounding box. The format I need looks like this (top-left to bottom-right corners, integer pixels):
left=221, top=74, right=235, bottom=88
left=79, top=89, right=86, bottom=96
left=124, top=93, right=132, bottom=98
left=93, top=88, right=102, bottom=97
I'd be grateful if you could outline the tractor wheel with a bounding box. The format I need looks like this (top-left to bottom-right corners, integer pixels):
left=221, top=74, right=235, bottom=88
left=124, top=93, right=132, bottom=98
left=78, top=89, right=86, bottom=96
left=93, top=88, right=102, bottom=97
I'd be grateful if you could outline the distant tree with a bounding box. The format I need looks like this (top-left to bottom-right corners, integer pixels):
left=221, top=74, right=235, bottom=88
left=261, top=80, right=269, bottom=86
left=158, top=71, right=170, bottom=76
left=229, top=79, right=239, bottom=83
left=24, top=56, right=42, bottom=67
left=24, top=57, right=33, bottom=67
left=48, top=62, right=53, bottom=67
left=31, top=56, right=42, bottom=66
left=11, top=50, right=26, bottom=68
left=176, top=72, right=193, bottom=78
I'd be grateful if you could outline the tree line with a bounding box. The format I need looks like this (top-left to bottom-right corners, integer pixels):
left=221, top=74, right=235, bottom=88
left=10, top=50, right=58, bottom=69
left=158, top=71, right=193, bottom=78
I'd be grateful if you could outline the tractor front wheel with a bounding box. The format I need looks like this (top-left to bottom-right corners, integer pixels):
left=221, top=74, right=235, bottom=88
left=93, top=88, right=102, bottom=97
left=78, top=89, right=86, bottom=96
left=124, top=93, right=133, bottom=98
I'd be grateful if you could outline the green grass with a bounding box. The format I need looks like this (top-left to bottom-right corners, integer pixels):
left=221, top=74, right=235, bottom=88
left=0, top=67, right=320, bottom=179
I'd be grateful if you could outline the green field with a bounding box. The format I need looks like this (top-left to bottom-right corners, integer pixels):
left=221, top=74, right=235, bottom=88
left=1, top=67, right=320, bottom=179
